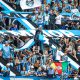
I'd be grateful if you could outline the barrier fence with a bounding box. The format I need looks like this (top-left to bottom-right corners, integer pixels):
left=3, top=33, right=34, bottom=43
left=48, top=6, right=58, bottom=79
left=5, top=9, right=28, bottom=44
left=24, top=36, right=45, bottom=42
left=0, top=76, right=74, bottom=80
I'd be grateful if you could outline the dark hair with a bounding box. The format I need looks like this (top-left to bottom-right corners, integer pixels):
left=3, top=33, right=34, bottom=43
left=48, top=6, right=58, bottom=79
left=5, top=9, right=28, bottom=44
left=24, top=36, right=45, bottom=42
left=45, top=11, right=48, bottom=14
left=78, top=67, right=80, bottom=72
left=0, top=66, right=2, bottom=73
left=68, top=0, right=72, bottom=4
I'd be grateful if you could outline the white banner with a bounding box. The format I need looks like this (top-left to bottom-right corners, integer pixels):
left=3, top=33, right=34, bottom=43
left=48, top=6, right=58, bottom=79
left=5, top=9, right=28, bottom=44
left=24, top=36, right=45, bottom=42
left=20, top=0, right=41, bottom=10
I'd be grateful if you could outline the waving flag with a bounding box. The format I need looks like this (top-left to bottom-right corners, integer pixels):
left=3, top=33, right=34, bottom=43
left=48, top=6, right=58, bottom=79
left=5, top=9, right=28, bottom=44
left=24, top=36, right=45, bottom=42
left=62, top=61, right=68, bottom=72
left=20, top=0, right=41, bottom=10
left=55, top=62, right=62, bottom=75
left=51, top=61, right=68, bottom=75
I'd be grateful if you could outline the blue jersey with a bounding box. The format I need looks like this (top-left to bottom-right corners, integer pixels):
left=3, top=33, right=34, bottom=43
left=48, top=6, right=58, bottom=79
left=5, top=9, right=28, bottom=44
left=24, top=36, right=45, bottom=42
left=2, top=45, right=12, bottom=58
left=10, top=27, right=18, bottom=30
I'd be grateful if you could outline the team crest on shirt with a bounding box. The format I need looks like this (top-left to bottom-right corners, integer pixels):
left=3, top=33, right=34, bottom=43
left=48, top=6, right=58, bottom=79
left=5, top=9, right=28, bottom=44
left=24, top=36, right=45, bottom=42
left=26, top=0, right=34, bottom=7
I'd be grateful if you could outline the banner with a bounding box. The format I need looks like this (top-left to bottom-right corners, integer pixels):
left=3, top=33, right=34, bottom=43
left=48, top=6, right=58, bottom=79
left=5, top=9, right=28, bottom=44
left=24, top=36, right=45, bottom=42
left=50, top=61, right=68, bottom=75
left=55, top=62, right=62, bottom=75
left=62, top=61, right=68, bottom=72
left=20, top=0, right=41, bottom=10
left=0, top=76, right=72, bottom=80
left=39, top=34, right=45, bottom=42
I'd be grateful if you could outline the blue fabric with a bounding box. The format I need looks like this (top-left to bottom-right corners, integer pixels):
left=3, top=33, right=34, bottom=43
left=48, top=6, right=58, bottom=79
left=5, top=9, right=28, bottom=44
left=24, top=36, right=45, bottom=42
left=0, top=1, right=12, bottom=11
left=37, top=71, right=42, bottom=75
left=60, top=26, right=68, bottom=29
left=2, top=46, right=12, bottom=58
left=2, top=66, right=10, bottom=71
left=46, top=0, right=51, bottom=4
left=39, top=34, right=45, bottom=42
left=17, top=64, right=21, bottom=72
left=17, top=18, right=32, bottom=29
left=60, top=12, right=73, bottom=17
left=9, top=27, right=18, bottom=30
left=66, top=4, right=72, bottom=10
left=25, top=62, right=30, bottom=71
left=0, top=43, right=3, bottom=50
left=48, top=68, right=54, bottom=75
left=75, top=13, right=80, bottom=17
left=54, top=0, right=61, bottom=3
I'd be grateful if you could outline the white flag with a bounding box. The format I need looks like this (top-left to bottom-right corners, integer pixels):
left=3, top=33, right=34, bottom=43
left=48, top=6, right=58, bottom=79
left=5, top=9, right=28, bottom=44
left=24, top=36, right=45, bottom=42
left=20, top=0, right=41, bottom=10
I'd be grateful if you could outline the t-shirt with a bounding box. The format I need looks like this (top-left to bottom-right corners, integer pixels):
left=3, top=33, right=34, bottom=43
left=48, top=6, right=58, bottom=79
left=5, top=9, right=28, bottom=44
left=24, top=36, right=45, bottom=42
left=66, top=4, right=72, bottom=11
left=2, top=66, right=10, bottom=72
left=2, top=45, right=12, bottom=58
left=46, top=0, right=51, bottom=4
left=48, top=68, right=54, bottom=75
left=49, top=14, right=56, bottom=24
left=55, top=15, right=64, bottom=25
left=44, top=13, right=49, bottom=25
left=10, top=27, right=18, bottom=30
left=25, top=62, right=31, bottom=71
left=56, top=50, right=64, bottom=61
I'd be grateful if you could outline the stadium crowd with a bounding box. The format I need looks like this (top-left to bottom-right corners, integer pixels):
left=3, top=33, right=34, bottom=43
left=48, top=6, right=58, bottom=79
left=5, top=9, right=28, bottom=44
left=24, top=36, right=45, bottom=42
left=0, top=0, right=80, bottom=30
left=0, top=0, right=80, bottom=79
left=0, top=33, right=80, bottom=79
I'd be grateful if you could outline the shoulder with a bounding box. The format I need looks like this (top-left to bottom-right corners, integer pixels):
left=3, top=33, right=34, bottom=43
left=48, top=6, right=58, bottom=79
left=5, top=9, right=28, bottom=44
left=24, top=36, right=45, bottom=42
left=2, top=44, right=5, bottom=48
left=2, top=66, right=6, bottom=70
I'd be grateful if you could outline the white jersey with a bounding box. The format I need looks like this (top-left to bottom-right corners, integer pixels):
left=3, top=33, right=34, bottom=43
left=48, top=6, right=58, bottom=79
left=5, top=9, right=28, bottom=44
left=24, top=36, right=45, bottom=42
left=56, top=50, right=64, bottom=61
left=55, top=15, right=64, bottom=25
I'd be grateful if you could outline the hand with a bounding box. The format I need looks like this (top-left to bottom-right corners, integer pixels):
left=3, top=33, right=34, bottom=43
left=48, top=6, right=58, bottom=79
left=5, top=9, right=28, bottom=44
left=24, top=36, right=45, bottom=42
left=76, top=58, right=78, bottom=61
left=6, top=70, right=9, bottom=72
